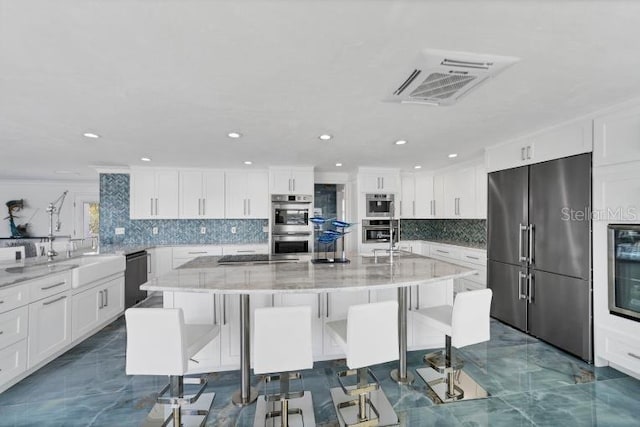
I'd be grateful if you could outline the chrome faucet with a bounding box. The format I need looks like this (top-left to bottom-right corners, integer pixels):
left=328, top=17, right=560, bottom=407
left=46, top=190, right=68, bottom=261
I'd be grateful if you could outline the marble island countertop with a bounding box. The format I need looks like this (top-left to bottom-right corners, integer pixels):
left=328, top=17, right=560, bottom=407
left=141, top=253, right=478, bottom=295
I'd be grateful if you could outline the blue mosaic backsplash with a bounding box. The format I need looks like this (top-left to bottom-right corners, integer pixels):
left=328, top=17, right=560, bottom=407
left=99, top=174, right=268, bottom=245
left=400, top=219, right=487, bottom=247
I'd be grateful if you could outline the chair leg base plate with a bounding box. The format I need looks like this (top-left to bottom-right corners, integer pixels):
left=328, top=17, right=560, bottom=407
left=253, top=391, right=315, bottom=427
left=416, top=367, right=488, bottom=404
left=142, top=392, right=215, bottom=427
left=232, top=387, right=259, bottom=407
left=330, top=386, right=398, bottom=427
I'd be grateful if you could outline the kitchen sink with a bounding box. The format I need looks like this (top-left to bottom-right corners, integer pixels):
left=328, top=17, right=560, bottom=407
left=58, top=255, right=125, bottom=288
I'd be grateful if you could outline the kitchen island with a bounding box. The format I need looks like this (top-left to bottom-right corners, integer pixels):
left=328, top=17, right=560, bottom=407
left=141, top=252, right=478, bottom=405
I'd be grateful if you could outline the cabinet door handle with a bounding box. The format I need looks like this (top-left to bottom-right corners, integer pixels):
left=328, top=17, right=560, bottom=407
left=412, top=201, right=415, bottom=217
left=43, top=295, right=67, bottom=306
left=317, top=294, right=321, bottom=319
left=629, top=352, right=640, bottom=360
left=409, top=286, right=412, bottom=311
left=223, top=295, right=227, bottom=325
left=526, top=145, right=532, bottom=160
left=243, top=199, right=247, bottom=216
left=466, top=255, right=480, bottom=260
left=433, top=200, right=436, bottom=216
left=188, top=251, right=207, bottom=254
left=104, top=289, right=108, bottom=307
left=99, top=290, right=104, bottom=309
left=213, top=295, right=217, bottom=325
left=0, top=300, right=4, bottom=304
left=150, top=198, right=154, bottom=216
left=326, top=293, right=329, bottom=318
left=237, top=250, right=255, bottom=253
left=247, top=199, right=251, bottom=216
left=416, top=285, right=420, bottom=310
left=271, top=294, right=275, bottom=307
left=155, top=198, right=159, bottom=216
left=521, top=147, right=526, bottom=161
left=292, top=178, right=296, bottom=192
left=202, top=198, right=206, bottom=215
left=436, top=249, right=449, bottom=254
left=41, top=281, right=66, bottom=291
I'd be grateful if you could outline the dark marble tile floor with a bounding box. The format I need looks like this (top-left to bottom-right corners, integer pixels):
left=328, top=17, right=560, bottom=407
left=1, top=318, right=638, bottom=426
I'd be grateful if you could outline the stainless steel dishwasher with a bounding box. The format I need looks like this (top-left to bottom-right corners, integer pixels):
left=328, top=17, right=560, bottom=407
left=125, top=250, right=148, bottom=308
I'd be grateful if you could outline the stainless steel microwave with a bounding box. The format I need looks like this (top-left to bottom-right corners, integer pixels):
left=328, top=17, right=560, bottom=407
left=608, top=224, right=640, bottom=321
left=365, top=193, right=395, bottom=217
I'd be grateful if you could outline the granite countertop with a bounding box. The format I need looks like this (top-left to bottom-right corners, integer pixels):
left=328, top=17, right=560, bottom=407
left=424, top=240, right=487, bottom=250
left=141, top=252, right=478, bottom=295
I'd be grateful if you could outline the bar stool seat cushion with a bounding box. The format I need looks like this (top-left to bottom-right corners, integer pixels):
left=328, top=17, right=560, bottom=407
left=185, top=324, right=220, bottom=358
left=324, top=319, right=347, bottom=352
left=414, top=305, right=453, bottom=337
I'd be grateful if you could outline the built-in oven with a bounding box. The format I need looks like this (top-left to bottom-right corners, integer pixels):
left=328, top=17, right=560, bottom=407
left=365, top=193, right=395, bottom=217
left=272, top=234, right=313, bottom=254
left=608, top=224, right=640, bottom=322
left=362, top=219, right=399, bottom=244
left=272, top=194, right=313, bottom=254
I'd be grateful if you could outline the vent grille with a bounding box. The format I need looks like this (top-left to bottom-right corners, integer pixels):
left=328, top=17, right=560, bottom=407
left=409, top=73, right=477, bottom=101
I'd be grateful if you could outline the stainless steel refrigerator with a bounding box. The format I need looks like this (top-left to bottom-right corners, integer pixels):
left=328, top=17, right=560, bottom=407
left=487, top=153, right=592, bottom=361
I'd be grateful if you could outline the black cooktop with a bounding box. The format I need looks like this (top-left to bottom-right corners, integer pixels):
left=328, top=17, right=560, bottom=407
left=217, top=254, right=270, bottom=263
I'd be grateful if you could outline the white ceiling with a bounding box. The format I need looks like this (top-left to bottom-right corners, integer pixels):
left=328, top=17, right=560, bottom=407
left=1, top=0, right=639, bottom=181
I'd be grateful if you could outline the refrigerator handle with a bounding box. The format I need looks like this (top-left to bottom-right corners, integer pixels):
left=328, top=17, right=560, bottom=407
left=528, top=224, right=535, bottom=265
left=518, top=224, right=528, bottom=262
left=518, top=271, right=527, bottom=300
left=527, top=274, right=534, bottom=303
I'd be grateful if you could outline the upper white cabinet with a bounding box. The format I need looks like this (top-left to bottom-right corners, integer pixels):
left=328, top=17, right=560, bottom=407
left=130, top=169, right=179, bottom=219
left=486, top=119, right=592, bottom=172
left=442, top=167, right=476, bottom=218
left=225, top=171, right=269, bottom=218
left=433, top=175, right=445, bottom=218
left=475, top=166, right=488, bottom=218
left=359, top=169, right=399, bottom=193
left=179, top=170, right=225, bottom=219
left=269, top=167, right=314, bottom=195
left=594, top=104, right=640, bottom=166
left=400, top=173, right=434, bottom=219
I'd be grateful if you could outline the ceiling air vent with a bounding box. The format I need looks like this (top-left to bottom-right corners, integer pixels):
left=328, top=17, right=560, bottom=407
left=385, top=49, right=519, bottom=106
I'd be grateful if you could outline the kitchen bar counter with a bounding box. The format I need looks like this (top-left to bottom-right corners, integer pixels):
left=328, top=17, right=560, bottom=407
left=141, top=253, right=477, bottom=295
left=141, top=252, right=477, bottom=406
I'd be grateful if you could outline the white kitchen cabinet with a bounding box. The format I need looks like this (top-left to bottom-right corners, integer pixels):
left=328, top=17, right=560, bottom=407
left=147, top=247, right=173, bottom=279
left=400, top=173, right=416, bottom=218
left=28, top=289, right=72, bottom=367
left=130, top=169, right=179, bottom=219
left=71, top=276, right=123, bottom=341
left=222, top=244, right=269, bottom=255
left=172, top=246, right=222, bottom=269
left=0, top=340, right=27, bottom=388
left=475, top=165, right=488, bottom=219
left=179, top=170, right=225, bottom=219
left=433, top=175, right=445, bottom=218
left=269, top=167, right=314, bottom=195
left=415, top=173, right=435, bottom=218
left=0, top=282, right=29, bottom=315
left=225, top=171, right=269, bottom=219
left=0, top=306, right=28, bottom=350
left=359, top=169, right=399, bottom=193
left=486, top=120, right=592, bottom=172
left=442, top=167, right=476, bottom=218
left=594, top=104, right=640, bottom=166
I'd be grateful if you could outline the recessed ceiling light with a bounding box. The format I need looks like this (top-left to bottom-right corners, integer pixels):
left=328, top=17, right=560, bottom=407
left=395, top=140, right=408, bottom=145
left=448, top=153, right=458, bottom=158
left=319, top=134, right=332, bottom=141
left=414, top=165, right=422, bottom=169
left=83, top=132, right=100, bottom=139
left=141, top=157, right=151, bottom=162
left=244, top=161, right=253, bottom=165
left=335, top=163, right=343, bottom=167
left=228, top=132, right=242, bottom=139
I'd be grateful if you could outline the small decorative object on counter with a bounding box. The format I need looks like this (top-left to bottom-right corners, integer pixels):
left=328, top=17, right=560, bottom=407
left=311, top=217, right=355, bottom=264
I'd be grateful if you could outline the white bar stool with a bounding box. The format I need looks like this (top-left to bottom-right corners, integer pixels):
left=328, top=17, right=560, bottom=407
left=125, top=308, right=220, bottom=427
left=253, top=305, right=315, bottom=427
left=414, top=288, right=493, bottom=404
left=325, top=300, right=399, bottom=427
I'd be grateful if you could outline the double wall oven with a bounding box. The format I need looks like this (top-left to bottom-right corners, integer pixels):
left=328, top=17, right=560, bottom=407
left=272, top=194, right=313, bottom=254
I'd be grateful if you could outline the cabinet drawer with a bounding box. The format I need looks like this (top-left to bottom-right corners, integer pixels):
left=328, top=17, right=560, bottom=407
left=455, top=278, right=483, bottom=294
left=0, top=283, right=29, bottom=314
left=0, top=339, right=27, bottom=386
left=172, top=246, right=222, bottom=258
left=222, top=244, right=268, bottom=255
left=465, top=266, right=487, bottom=285
left=429, top=245, right=460, bottom=261
left=459, top=249, right=487, bottom=266
left=0, top=306, right=28, bottom=350
left=605, top=331, right=640, bottom=375
left=28, top=271, right=72, bottom=302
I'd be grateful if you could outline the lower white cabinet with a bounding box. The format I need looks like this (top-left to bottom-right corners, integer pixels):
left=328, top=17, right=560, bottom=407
left=28, top=290, right=72, bottom=368
left=71, top=275, right=124, bottom=340
left=172, top=246, right=222, bottom=269
left=0, top=340, right=27, bottom=387
left=147, top=247, right=173, bottom=279
left=322, top=291, right=369, bottom=357
left=0, top=306, right=28, bottom=350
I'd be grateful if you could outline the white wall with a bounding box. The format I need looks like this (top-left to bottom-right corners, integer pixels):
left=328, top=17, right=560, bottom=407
left=0, top=179, right=98, bottom=239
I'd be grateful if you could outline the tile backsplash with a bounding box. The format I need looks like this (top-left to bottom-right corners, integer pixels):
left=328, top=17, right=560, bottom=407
left=99, top=174, right=268, bottom=245
left=400, top=219, right=487, bottom=247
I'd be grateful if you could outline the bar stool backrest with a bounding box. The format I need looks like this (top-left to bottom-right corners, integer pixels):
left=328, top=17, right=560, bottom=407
left=253, top=306, right=313, bottom=375
left=451, top=289, right=493, bottom=349
left=125, top=308, right=188, bottom=376
left=346, top=300, right=399, bottom=370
